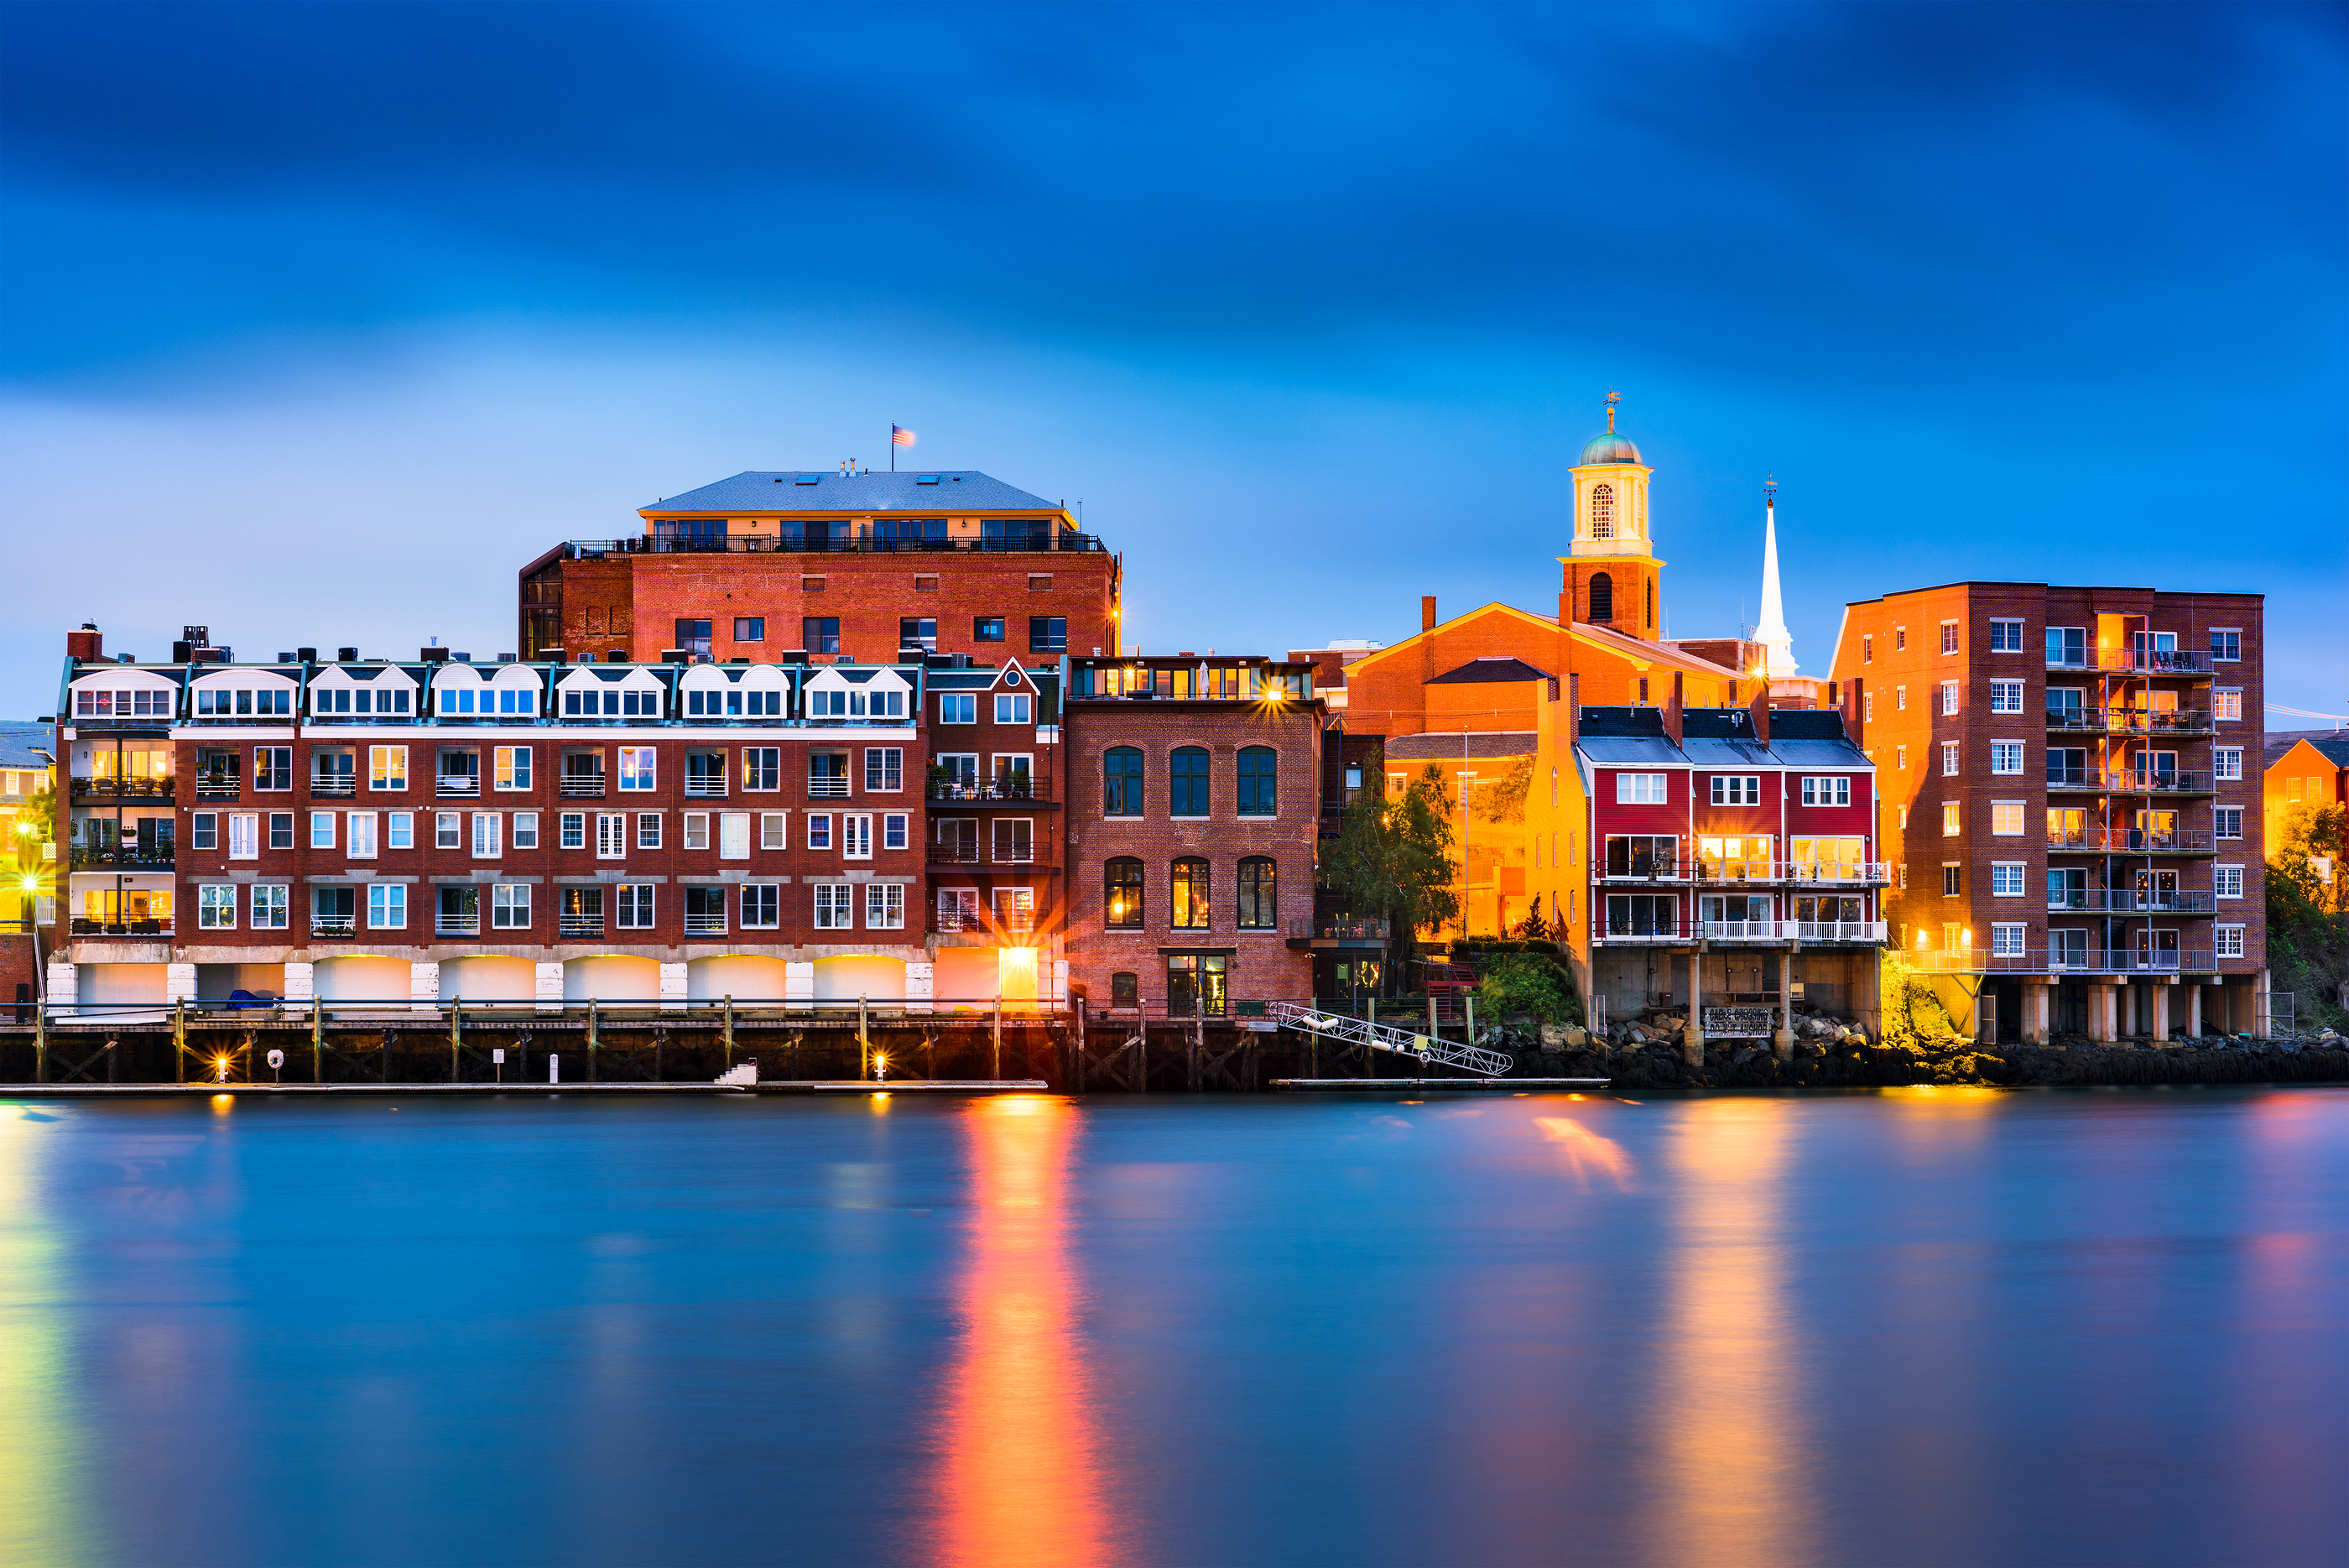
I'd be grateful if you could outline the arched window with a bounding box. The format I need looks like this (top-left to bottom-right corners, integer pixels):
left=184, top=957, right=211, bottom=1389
left=1591, top=482, right=1615, bottom=539
left=1105, top=857, right=1144, bottom=929
left=1237, top=857, right=1278, bottom=930
left=1589, top=572, right=1614, bottom=623
left=1237, top=746, right=1277, bottom=816
left=1109, top=971, right=1139, bottom=1009
left=1171, top=857, right=1211, bottom=929
left=1104, top=746, right=1143, bottom=817
left=1170, top=747, right=1210, bottom=818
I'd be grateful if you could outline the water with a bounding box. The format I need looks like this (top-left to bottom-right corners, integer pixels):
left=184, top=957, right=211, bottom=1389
left=3, top=1086, right=2347, bottom=1568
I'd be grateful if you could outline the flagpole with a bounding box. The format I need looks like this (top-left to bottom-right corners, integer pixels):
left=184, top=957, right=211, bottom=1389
left=890, top=425, right=895, bottom=471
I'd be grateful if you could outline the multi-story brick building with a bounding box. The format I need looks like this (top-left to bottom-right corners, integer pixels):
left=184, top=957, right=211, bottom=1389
left=517, top=468, right=1119, bottom=669
left=49, top=628, right=1003, bottom=1012
left=1830, top=583, right=2267, bottom=1042
left=1060, top=656, right=1325, bottom=1014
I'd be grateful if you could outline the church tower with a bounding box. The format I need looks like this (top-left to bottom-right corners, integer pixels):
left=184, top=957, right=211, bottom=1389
left=1558, top=393, right=1664, bottom=639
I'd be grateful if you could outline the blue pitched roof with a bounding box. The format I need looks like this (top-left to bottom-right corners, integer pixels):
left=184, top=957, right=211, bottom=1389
left=0, top=721, right=55, bottom=768
left=643, top=471, right=1062, bottom=514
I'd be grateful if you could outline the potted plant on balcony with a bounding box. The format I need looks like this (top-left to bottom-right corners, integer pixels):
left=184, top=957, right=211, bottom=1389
left=1006, top=763, right=1031, bottom=800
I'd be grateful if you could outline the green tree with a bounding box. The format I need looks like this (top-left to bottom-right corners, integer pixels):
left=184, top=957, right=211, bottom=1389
left=2268, top=803, right=2347, bottom=1030
left=1322, top=763, right=1461, bottom=993
left=1467, top=755, right=1531, bottom=825
left=1477, top=951, right=1581, bottom=1024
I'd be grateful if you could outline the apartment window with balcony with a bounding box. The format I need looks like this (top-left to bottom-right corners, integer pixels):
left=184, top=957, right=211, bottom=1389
left=1710, top=775, right=1761, bottom=806
left=684, top=886, right=728, bottom=935
left=198, top=885, right=237, bottom=929
left=813, top=883, right=853, bottom=930
left=437, top=886, right=481, bottom=935
left=2216, top=747, right=2243, bottom=781
left=1992, top=923, right=2027, bottom=958
left=2047, top=626, right=2086, bottom=666
left=1106, top=858, right=1143, bottom=929
left=2216, top=925, right=2245, bottom=960
left=491, top=883, right=530, bottom=930
left=1990, top=680, right=2023, bottom=713
left=1992, top=862, right=2026, bottom=897
left=2216, top=807, right=2242, bottom=839
left=1029, top=617, right=1067, bottom=654
left=367, top=883, right=404, bottom=930
left=865, top=748, right=903, bottom=791
left=807, top=814, right=832, bottom=851
left=1615, top=773, right=1669, bottom=805
left=494, top=747, right=532, bottom=790
left=1170, top=748, right=1211, bottom=817
left=1800, top=777, right=1850, bottom=806
left=994, top=888, right=1035, bottom=935
left=1991, top=801, right=2025, bottom=836
left=1942, top=802, right=1961, bottom=836
left=975, top=617, right=1006, bottom=643
left=1171, top=857, right=1211, bottom=929
left=685, top=750, right=727, bottom=797
left=761, top=812, right=788, bottom=850
left=2211, top=629, right=2241, bottom=662
left=1605, top=893, right=1676, bottom=936
left=1237, top=748, right=1278, bottom=815
left=1941, top=743, right=1960, bottom=776
left=742, top=884, right=779, bottom=929
left=596, top=813, right=626, bottom=857
left=1605, top=835, right=1678, bottom=877
left=1989, top=619, right=2025, bottom=653
left=438, top=750, right=481, bottom=796
left=865, top=883, right=905, bottom=930
left=1237, top=857, right=1277, bottom=930
left=2216, top=865, right=2244, bottom=899
left=1991, top=742, right=2023, bottom=775
left=1940, top=621, right=1959, bottom=654
left=1943, top=865, right=1962, bottom=896
left=992, top=818, right=1032, bottom=862
left=804, top=617, right=841, bottom=655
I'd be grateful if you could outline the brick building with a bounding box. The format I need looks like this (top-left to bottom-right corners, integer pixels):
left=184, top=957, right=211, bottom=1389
left=517, top=468, right=1120, bottom=669
left=1830, top=583, right=2268, bottom=1042
left=1060, top=656, right=1325, bottom=1014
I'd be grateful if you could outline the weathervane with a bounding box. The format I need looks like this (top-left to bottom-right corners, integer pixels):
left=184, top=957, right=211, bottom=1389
left=1605, top=390, right=1620, bottom=433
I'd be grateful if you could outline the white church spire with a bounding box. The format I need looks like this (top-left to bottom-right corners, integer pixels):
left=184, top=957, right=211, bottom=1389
left=1755, top=475, right=1798, bottom=679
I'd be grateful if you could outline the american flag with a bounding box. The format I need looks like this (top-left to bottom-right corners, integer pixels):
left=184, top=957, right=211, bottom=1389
left=891, top=425, right=916, bottom=447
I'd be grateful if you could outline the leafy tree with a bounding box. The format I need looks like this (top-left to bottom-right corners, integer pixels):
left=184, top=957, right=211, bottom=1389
left=1322, top=763, right=1460, bottom=993
left=2268, top=803, right=2347, bottom=1030
left=1467, top=755, right=1532, bottom=825
left=1477, top=952, right=1581, bottom=1024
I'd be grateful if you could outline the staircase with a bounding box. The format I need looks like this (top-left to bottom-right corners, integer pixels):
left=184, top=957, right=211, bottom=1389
left=714, top=1062, right=758, bottom=1087
left=1265, top=1001, right=1513, bottom=1078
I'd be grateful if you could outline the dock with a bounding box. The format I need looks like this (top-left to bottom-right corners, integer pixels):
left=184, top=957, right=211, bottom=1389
left=1273, top=1077, right=1610, bottom=1092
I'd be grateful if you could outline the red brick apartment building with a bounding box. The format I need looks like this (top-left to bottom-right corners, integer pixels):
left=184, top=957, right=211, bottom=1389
left=1830, top=584, right=2267, bottom=1043
left=1060, top=657, right=1326, bottom=1015
left=517, top=468, right=1119, bottom=668
left=51, top=627, right=1086, bottom=1012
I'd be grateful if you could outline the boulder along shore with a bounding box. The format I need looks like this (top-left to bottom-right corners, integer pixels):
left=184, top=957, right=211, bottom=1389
left=1518, top=1036, right=2349, bottom=1091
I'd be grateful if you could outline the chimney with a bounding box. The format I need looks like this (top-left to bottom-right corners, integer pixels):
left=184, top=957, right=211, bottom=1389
left=1844, top=676, right=1864, bottom=748
left=1748, top=682, right=1772, bottom=748
left=1420, top=596, right=1437, bottom=633
left=66, top=623, right=102, bottom=662
left=1567, top=672, right=1581, bottom=748
left=1663, top=671, right=1685, bottom=747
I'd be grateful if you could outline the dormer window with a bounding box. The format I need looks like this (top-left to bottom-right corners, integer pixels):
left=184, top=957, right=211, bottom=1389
left=1591, top=483, right=1615, bottom=539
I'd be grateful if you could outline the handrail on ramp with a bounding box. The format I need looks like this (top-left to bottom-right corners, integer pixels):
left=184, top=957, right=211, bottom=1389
left=1265, top=1001, right=1513, bottom=1078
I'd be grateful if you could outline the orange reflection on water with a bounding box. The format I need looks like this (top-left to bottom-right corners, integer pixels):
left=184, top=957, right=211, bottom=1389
left=1533, top=1116, right=1636, bottom=1191
left=930, top=1094, right=1107, bottom=1568
left=1641, top=1099, right=1816, bottom=1568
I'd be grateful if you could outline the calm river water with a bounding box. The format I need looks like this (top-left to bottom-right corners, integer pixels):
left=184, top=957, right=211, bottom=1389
left=3, top=1086, right=2346, bottom=1567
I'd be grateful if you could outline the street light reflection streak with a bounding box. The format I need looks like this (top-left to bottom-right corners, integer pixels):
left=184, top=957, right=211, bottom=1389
left=1533, top=1116, right=1636, bottom=1191
left=1638, top=1099, right=1816, bottom=1568
left=929, top=1094, right=1108, bottom=1568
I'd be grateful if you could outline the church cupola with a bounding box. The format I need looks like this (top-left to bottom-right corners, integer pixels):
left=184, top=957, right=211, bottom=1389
left=1559, top=393, right=1665, bottom=638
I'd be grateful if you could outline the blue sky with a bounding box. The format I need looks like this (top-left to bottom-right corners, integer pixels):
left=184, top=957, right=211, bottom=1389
left=2, top=1, right=2342, bottom=724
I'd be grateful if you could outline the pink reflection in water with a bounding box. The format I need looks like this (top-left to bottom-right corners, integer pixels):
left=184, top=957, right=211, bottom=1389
left=925, top=1095, right=1109, bottom=1568
left=1534, top=1115, right=1637, bottom=1191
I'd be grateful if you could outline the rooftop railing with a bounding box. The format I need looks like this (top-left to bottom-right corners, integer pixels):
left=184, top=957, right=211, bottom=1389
left=560, top=533, right=1106, bottom=560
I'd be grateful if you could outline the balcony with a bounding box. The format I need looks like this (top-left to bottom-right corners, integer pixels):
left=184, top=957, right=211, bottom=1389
left=2046, top=767, right=2102, bottom=791
left=2047, top=891, right=2218, bottom=914
left=1783, top=861, right=1891, bottom=886
left=1698, top=919, right=1795, bottom=943
left=1910, top=945, right=2225, bottom=975
left=2107, top=770, right=2216, bottom=795
left=1596, top=922, right=1689, bottom=945
left=435, top=915, right=481, bottom=937
left=69, top=918, right=173, bottom=937
left=195, top=778, right=242, bottom=801
left=560, top=774, right=606, bottom=799
left=70, top=846, right=175, bottom=871
left=684, top=778, right=728, bottom=799
left=311, top=919, right=357, bottom=939
left=685, top=911, right=727, bottom=935
left=927, top=777, right=1055, bottom=805
left=71, top=777, right=174, bottom=802
left=807, top=776, right=852, bottom=799
left=1286, top=915, right=1390, bottom=950
left=310, top=774, right=357, bottom=798
left=1597, top=862, right=1689, bottom=884
left=2045, top=708, right=2214, bottom=736
left=2047, top=828, right=2217, bottom=854
left=1794, top=919, right=1888, bottom=944
left=2046, top=649, right=2216, bottom=675
left=435, top=775, right=482, bottom=799
left=559, top=913, right=604, bottom=938
left=927, top=842, right=983, bottom=866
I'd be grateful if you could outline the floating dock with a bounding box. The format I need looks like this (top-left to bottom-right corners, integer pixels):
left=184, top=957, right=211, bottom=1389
left=1272, top=1077, right=1610, bottom=1092
left=0, top=1080, right=1050, bottom=1098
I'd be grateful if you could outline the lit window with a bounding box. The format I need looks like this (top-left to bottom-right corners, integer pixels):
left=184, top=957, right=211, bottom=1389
left=1990, top=801, right=2025, bottom=836
left=1942, top=802, right=1961, bottom=836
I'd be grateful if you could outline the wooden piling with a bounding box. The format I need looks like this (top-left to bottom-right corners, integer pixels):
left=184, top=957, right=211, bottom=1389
left=992, top=994, right=1003, bottom=1081
left=311, top=998, right=323, bottom=1084
left=173, top=1000, right=185, bottom=1084
left=449, top=999, right=462, bottom=1082
left=722, top=994, right=734, bottom=1071
left=587, top=997, right=598, bottom=1082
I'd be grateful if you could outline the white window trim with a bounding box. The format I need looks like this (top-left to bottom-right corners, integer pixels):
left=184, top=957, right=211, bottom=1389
left=683, top=810, right=711, bottom=852
left=2215, top=924, right=2246, bottom=959
left=1989, top=800, right=2026, bottom=836
left=1940, top=681, right=1961, bottom=716
left=2214, top=864, right=2244, bottom=899
left=1990, top=862, right=2027, bottom=897
left=760, top=811, right=789, bottom=851
left=229, top=813, right=259, bottom=860
left=719, top=811, right=752, bottom=861
left=1990, top=741, right=2024, bottom=776
left=347, top=811, right=378, bottom=860
left=513, top=811, right=539, bottom=850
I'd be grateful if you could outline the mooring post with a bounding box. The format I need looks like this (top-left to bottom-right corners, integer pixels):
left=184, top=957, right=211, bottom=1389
left=723, top=994, right=735, bottom=1072
left=587, top=997, right=598, bottom=1082
left=312, top=996, right=324, bottom=1084
left=1075, top=998, right=1087, bottom=1093
left=450, top=999, right=462, bottom=1083
left=858, top=993, right=869, bottom=1081
left=33, top=996, right=45, bottom=1086
left=1190, top=1013, right=1203, bottom=1092
left=174, top=999, right=186, bottom=1083
left=992, top=993, right=1003, bottom=1081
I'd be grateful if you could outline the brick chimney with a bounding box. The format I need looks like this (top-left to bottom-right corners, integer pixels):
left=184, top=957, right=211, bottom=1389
left=1843, top=676, right=1864, bottom=748
left=1567, top=672, right=1581, bottom=748
left=65, top=622, right=101, bottom=662
left=1748, top=682, right=1772, bottom=748
left=1420, top=596, right=1437, bottom=633
left=1663, top=671, right=1684, bottom=746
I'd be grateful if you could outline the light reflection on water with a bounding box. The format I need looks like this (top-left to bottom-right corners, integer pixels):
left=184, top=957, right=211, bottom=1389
left=1, top=1088, right=2347, bottom=1567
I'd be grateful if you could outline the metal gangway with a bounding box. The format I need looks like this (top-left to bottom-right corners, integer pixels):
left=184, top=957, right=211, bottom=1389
left=1265, top=1001, right=1513, bottom=1078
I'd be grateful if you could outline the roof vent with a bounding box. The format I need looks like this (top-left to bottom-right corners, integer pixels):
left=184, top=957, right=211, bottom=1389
left=419, top=646, right=449, bottom=664
left=451, top=652, right=472, bottom=663
left=277, top=652, right=296, bottom=663
left=497, top=653, right=517, bottom=663
left=337, top=647, right=359, bottom=662
left=296, top=647, right=318, bottom=663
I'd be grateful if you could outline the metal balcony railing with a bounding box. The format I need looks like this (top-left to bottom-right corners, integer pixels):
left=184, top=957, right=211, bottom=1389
left=435, top=916, right=481, bottom=936
left=70, top=847, right=175, bottom=870
left=310, top=775, right=357, bottom=797
left=2047, top=890, right=2218, bottom=914
left=2045, top=708, right=2215, bottom=735
left=436, top=776, right=481, bottom=798
left=1909, top=946, right=2226, bottom=974
left=927, top=842, right=982, bottom=865
left=1287, top=916, right=1391, bottom=940
left=1699, top=919, right=1796, bottom=941
left=2046, top=649, right=2216, bottom=675
left=311, top=919, right=357, bottom=939
left=807, top=776, right=852, bottom=798
left=560, top=775, right=606, bottom=798
left=71, top=777, right=174, bottom=800
left=1794, top=919, right=1888, bottom=943
left=927, top=777, right=1051, bottom=804
left=2047, top=828, right=2217, bottom=853
left=69, top=919, right=173, bottom=937
left=559, top=914, right=604, bottom=937
left=195, top=779, right=241, bottom=800
left=1598, top=862, right=1687, bottom=883
left=1783, top=861, right=1891, bottom=885
left=684, top=778, right=728, bottom=798
left=2107, top=770, right=2216, bottom=794
left=684, top=912, right=728, bottom=935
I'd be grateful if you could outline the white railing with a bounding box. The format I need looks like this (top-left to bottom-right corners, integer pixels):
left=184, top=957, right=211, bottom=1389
left=684, top=913, right=727, bottom=935
left=1794, top=919, right=1887, bottom=943
left=1266, top=1001, right=1513, bottom=1078
left=807, top=777, right=851, bottom=798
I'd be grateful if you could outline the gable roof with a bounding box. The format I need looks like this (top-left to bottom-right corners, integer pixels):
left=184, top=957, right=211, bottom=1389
left=642, top=471, right=1062, bottom=515
left=0, top=721, right=54, bottom=769
left=1428, top=656, right=1553, bottom=685
left=2267, top=732, right=2349, bottom=769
